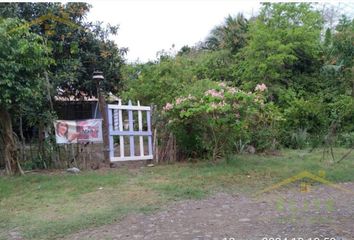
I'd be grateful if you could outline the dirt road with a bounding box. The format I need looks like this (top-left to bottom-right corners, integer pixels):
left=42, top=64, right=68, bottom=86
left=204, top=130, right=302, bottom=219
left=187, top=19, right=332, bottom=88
left=67, top=182, right=354, bottom=240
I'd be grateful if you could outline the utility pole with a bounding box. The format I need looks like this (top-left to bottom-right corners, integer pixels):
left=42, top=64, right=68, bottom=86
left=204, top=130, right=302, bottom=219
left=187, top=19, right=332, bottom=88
left=93, top=71, right=110, bottom=164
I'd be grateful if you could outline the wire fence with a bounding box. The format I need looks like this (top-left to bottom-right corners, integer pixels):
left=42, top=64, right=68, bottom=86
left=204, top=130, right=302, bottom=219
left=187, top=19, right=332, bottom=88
left=0, top=135, right=105, bottom=171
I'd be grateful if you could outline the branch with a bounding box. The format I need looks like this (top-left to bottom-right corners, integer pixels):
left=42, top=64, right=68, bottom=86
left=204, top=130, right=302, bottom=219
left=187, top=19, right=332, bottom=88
left=336, top=145, right=354, bottom=163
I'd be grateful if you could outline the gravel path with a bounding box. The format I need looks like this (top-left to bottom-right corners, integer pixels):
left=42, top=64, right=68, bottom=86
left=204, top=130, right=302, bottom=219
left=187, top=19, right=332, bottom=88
left=67, top=183, right=354, bottom=240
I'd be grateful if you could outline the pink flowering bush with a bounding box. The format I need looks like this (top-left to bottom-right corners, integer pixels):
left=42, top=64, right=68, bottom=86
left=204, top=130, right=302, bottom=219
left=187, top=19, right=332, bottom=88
left=162, top=81, right=282, bottom=160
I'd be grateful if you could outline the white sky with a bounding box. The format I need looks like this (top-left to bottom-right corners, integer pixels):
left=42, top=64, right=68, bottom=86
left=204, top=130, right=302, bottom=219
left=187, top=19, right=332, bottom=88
left=87, top=1, right=261, bottom=63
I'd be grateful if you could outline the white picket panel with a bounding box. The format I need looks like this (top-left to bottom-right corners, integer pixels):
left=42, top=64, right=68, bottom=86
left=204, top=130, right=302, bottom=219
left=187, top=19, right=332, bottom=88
left=107, top=100, right=153, bottom=162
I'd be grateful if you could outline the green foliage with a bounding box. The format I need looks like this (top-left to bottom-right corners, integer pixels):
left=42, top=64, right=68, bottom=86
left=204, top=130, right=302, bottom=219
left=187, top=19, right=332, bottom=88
left=0, top=3, right=128, bottom=171
left=205, top=13, right=248, bottom=53
left=0, top=2, right=126, bottom=98
left=0, top=18, right=50, bottom=111
left=122, top=3, right=354, bottom=157
left=163, top=82, right=283, bottom=159
left=236, top=3, right=323, bottom=97
left=122, top=50, right=239, bottom=107
left=328, top=95, right=354, bottom=133
left=122, top=55, right=198, bottom=106
left=322, top=15, right=354, bottom=97
left=281, top=97, right=327, bottom=148
left=192, top=50, right=237, bottom=83
left=283, top=97, right=328, bottom=134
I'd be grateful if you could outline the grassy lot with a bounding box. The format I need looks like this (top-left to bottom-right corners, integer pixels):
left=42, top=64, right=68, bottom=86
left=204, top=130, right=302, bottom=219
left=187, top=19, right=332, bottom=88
left=0, top=148, right=353, bottom=239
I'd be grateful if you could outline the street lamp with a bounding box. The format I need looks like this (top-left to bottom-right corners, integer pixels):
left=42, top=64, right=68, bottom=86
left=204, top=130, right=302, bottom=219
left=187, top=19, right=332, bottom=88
left=92, top=70, right=110, bottom=164
left=93, top=70, right=104, bottom=87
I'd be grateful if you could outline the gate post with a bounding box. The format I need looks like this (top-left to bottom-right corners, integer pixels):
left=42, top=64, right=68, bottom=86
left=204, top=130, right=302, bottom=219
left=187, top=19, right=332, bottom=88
left=107, top=108, right=114, bottom=161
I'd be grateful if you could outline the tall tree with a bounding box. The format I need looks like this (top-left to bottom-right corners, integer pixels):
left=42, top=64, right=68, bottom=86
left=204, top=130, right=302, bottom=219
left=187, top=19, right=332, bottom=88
left=332, top=16, right=354, bottom=97
left=0, top=2, right=126, bottom=99
left=236, top=3, right=323, bottom=100
left=320, top=15, right=354, bottom=100
left=0, top=18, right=50, bottom=174
left=0, top=3, right=127, bottom=170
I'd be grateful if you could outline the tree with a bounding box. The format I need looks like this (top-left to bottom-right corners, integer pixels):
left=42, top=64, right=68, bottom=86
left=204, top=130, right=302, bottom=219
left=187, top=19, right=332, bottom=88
left=0, top=2, right=127, bottom=99
left=332, top=15, right=354, bottom=97
left=0, top=3, right=127, bottom=169
left=236, top=3, right=323, bottom=100
left=0, top=18, right=50, bottom=174
left=205, top=13, right=248, bottom=54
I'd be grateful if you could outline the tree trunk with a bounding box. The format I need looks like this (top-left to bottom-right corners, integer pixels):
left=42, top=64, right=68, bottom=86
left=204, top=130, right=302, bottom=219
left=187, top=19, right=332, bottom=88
left=38, top=121, right=45, bottom=159
left=19, top=115, right=26, bottom=163
left=0, top=107, right=23, bottom=175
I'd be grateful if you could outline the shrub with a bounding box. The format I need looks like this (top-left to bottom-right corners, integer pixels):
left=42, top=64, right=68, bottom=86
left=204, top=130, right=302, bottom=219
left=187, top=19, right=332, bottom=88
left=281, top=97, right=328, bottom=148
left=328, top=95, right=354, bottom=133
left=163, top=81, right=283, bottom=160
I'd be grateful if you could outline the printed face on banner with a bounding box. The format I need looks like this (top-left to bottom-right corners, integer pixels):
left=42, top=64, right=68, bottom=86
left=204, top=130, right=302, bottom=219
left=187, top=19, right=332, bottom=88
left=54, top=119, right=103, bottom=144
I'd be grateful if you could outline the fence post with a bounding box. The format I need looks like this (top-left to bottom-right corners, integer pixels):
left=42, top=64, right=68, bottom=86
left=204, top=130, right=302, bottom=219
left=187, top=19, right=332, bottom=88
left=118, top=100, right=124, bottom=159
left=137, top=101, right=144, bottom=157
left=107, top=108, right=114, bottom=161
left=147, top=110, right=152, bottom=156
left=128, top=100, right=135, bottom=157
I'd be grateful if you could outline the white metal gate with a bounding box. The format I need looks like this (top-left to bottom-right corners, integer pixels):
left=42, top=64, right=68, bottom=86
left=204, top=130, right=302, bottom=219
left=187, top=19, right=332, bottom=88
left=107, top=100, right=153, bottom=162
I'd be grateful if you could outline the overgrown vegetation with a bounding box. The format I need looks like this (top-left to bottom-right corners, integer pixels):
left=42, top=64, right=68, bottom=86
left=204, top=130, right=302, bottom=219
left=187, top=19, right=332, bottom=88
left=122, top=3, right=354, bottom=160
left=0, top=3, right=353, bottom=169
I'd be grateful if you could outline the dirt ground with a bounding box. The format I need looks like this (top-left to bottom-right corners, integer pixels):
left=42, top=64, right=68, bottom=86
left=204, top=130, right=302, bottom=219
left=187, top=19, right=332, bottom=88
left=65, top=182, right=354, bottom=240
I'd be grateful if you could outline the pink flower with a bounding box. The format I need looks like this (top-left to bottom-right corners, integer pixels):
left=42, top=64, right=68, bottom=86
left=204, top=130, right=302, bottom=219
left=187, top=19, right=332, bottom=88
left=175, top=95, right=194, bottom=105
left=163, top=103, right=173, bottom=111
left=205, top=89, right=224, bottom=98
left=175, top=97, right=184, bottom=105
left=218, top=82, right=227, bottom=87
left=255, top=83, right=267, bottom=92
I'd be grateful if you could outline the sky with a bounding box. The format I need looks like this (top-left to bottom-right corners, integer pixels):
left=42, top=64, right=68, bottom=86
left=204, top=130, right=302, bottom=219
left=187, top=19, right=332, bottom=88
left=87, top=1, right=261, bottom=63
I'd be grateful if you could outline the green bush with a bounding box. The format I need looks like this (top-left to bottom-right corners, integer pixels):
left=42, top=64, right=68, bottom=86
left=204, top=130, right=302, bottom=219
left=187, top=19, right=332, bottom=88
left=281, top=97, right=328, bottom=148
left=163, top=81, right=283, bottom=160
left=337, top=132, right=354, bottom=148
left=328, top=95, right=354, bottom=133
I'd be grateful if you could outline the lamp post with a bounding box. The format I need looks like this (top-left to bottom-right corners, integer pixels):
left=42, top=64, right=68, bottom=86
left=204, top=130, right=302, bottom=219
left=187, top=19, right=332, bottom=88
left=93, top=71, right=110, bottom=164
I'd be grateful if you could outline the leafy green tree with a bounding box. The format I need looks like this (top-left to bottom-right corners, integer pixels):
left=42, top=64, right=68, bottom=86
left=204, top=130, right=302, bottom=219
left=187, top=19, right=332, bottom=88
left=332, top=15, right=354, bottom=97
left=122, top=56, right=198, bottom=107
left=0, top=3, right=126, bottom=171
left=0, top=2, right=126, bottom=98
left=236, top=3, right=323, bottom=100
left=0, top=18, right=50, bottom=174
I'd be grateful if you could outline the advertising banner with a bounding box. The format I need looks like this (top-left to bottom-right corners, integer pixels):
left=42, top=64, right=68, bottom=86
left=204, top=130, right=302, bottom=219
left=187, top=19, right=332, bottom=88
left=54, top=119, right=103, bottom=144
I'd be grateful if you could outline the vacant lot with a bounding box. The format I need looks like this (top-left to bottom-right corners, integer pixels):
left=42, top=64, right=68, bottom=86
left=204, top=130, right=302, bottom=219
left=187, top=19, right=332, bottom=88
left=1, top=148, right=354, bottom=240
